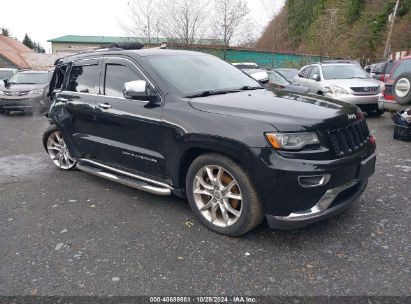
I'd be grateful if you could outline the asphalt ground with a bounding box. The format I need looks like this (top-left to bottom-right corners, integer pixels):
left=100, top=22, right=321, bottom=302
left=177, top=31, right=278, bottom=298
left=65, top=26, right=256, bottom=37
left=0, top=112, right=409, bottom=297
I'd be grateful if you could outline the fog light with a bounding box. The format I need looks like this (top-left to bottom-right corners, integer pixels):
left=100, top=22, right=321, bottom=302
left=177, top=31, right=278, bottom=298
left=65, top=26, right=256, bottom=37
left=298, top=174, right=331, bottom=188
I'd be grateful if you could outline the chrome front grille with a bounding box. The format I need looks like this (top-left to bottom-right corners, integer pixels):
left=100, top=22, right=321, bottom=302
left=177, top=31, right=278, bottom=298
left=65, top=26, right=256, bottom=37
left=350, top=86, right=379, bottom=95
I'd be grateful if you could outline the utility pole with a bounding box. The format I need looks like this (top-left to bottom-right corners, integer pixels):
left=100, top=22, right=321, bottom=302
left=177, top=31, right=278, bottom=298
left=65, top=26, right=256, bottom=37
left=327, top=8, right=339, bottom=58
left=383, top=0, right=400, bottom=60
left=271, top=0, right=276, bottom=69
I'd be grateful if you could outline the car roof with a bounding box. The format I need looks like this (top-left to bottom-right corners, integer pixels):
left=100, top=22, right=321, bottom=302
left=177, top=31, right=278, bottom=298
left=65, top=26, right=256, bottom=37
left=17, top=70, right=49, bottom=74
left=232, top=62, right=257, bottom=66
left=274, top=68, right=298, bottom=71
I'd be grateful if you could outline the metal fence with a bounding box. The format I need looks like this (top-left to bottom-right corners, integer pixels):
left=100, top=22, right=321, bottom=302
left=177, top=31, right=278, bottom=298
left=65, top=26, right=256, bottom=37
left=167, top=44, right=325, bottom=69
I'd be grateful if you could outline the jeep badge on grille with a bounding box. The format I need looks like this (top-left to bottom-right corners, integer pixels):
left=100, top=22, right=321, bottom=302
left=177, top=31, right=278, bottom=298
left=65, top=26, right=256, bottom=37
left=347, top=114, right=356, bottom=120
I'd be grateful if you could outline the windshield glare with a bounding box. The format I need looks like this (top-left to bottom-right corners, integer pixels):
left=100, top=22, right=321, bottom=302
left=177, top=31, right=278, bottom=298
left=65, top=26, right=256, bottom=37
left=322, top=65, right=370, bottom=80
left=268, top=71, right=290, bottom=86
left=9, top=72, right=49, bottom=84
left=276, top=69, right=298, bottom=80
left=146, top=54, right=261, bottom=96
left=0, top=71, right=15, bottom=80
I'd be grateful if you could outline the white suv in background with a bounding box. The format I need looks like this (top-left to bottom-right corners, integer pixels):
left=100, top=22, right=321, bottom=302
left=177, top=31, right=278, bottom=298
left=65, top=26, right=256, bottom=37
left=294, top=61, right=385, bottom=116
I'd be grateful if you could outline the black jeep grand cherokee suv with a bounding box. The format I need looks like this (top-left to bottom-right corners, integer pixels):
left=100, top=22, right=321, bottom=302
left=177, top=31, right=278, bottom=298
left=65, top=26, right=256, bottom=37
left=43, top=47, right=376, bottom=236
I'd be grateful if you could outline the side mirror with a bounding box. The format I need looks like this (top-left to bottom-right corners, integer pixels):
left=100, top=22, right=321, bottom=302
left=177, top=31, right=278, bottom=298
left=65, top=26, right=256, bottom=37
left=123, top=80, right=156, bottom=101
left=3, top=79, right=9, bottom=87
left=251, top=71, right=269, bottom=84
left=312, top=74, right=321, bottom=81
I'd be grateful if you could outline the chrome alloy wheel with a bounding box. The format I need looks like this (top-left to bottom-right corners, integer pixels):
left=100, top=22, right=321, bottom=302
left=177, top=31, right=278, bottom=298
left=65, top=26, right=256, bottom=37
left=46, top=131, right=76, bottom=169
left=193, top=165, right=243, bottom=227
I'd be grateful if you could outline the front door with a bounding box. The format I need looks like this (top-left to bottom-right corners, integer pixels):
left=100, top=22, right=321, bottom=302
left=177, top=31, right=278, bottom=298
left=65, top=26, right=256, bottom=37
left=91, top=56, right=165, bottom=178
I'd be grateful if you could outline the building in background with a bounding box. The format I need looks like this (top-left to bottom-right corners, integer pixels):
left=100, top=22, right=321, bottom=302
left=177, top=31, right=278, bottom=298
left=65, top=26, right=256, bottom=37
left=48, top=35, right=223, bottom=54
left=0, top=35, right=33, bottom=68
left=0, top=35, right=60, bottom=70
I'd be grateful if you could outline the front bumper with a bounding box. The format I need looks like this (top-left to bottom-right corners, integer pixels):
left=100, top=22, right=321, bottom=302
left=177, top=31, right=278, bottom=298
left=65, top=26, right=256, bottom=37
left=250, top=141, right=376, bottom=229
left=0, top=96, right=49, bottom=112
left=266, top=180, right=367, bottom=229
left=324, top=93, right=380, bottom=105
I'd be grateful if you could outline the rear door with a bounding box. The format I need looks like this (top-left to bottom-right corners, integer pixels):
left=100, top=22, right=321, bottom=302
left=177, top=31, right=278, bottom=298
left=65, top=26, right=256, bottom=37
left=58, top=59, right=102, bottom=158
left=91, top=56, right=165, bottom=178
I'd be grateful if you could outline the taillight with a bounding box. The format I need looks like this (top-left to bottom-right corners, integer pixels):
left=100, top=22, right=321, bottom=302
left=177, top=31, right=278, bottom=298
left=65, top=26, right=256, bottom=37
left=379, top=75, right=385, bottom=82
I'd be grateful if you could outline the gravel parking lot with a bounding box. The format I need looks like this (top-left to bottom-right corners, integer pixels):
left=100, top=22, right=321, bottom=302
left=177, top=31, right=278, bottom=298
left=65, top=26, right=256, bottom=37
left=0, top=113, right=409, bottom=297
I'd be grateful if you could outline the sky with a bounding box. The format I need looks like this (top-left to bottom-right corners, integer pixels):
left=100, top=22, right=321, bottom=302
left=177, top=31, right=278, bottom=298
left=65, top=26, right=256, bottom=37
left=0, top=0, right=284, bottom=53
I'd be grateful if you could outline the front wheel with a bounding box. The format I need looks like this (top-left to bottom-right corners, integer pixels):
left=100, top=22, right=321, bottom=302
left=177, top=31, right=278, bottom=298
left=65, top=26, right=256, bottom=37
left=186, top=153, right=264, bottom=237
left=42, top=125, right=77, bottom=170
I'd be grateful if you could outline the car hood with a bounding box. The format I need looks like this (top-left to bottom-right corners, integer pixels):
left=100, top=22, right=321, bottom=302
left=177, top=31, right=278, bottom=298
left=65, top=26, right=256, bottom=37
left=323, top=78, right=383, bottom=90
left=188, top=89, right=360, bottom=132
left=2, top=83, right=47, bottom=92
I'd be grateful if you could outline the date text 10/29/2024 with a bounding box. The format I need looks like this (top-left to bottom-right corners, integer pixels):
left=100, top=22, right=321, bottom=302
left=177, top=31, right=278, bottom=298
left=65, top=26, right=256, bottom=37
left=149, top=296, right=257, bottom=303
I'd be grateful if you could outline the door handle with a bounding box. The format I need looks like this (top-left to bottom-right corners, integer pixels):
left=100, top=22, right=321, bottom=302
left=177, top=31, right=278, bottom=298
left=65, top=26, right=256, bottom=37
left=98, top=103, right=112, bottom=109
left=56, top=97, right=68, bottom=102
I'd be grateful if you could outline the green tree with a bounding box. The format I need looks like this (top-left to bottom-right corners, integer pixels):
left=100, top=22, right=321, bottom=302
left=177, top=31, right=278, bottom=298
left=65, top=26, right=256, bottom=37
left=22, top=33, right=34, bottom=49
left=33, top=41, right=46, bottom=53
left=1, top=27, right=10, bottom=36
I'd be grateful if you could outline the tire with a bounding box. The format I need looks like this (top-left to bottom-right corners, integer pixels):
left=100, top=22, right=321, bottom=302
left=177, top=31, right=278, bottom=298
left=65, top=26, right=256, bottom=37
left=393, top=73, right=411, bottom=105
left=367, top=109, right=385, bottom=117
left=42, top=124, right=77, bottom=170
left=185, top=153, right=264, bottom=237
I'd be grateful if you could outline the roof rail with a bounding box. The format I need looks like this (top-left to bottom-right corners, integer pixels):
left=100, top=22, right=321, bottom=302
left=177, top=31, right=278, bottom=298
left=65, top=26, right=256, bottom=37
left=320, top=59, right=360, bottom=64
left=105, top=42, right=144, bottom=50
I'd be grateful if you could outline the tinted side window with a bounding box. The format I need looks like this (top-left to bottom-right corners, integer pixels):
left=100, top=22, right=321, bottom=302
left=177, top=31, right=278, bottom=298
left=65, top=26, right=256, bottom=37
left=299, top=66, right=313, bottom=78
left=310, top=66, right=320, bottom=78
left=104, top=64, right=142, bottom=98
left=67, top=64, right=100, bottom=94
left=391, top=60, right=411, bottom=80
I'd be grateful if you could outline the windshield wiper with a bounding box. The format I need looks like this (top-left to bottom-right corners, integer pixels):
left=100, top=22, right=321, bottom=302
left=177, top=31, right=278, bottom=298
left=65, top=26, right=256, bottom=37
left=238, top=86, right=263, bottom=91
left=185, top=89, right=241, bottom=98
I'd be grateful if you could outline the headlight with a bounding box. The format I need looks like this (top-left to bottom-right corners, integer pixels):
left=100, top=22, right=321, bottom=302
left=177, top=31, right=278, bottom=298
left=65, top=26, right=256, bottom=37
left=324, top=85, right=348, bottom=95
left=265, top=132, right=320, bottom=150
left=29, top=89, right=43, bottom=95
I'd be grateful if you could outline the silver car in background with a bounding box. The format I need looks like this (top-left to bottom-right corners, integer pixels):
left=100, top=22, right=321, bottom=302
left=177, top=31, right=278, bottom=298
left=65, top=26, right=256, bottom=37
left=0, top=70, right=52, bottom=115
left=294, top=61, right=385, bottom=116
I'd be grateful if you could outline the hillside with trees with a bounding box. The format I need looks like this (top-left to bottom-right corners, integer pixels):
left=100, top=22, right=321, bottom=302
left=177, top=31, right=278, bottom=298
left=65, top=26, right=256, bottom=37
left=256, top=0, right=411, bottom=63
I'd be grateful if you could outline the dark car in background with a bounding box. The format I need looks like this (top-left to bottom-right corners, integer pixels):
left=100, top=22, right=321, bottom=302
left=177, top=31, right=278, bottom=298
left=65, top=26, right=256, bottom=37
left=0, top=70, right=52, bottom=115
left=273, top=68, right=299, bottom=82
left=370, top=60, right=397, bottom=83
left=42, top=47, right=376, bottom=236
left=242, top=68, right=309, bottom=94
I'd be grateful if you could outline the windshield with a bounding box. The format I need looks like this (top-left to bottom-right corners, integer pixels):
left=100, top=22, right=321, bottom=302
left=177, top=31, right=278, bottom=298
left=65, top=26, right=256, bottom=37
left=322, top=65, right=370, bottom=80
left=146, top=54, right=261, bottom=96
left=267, top=71, right=290, bottom=86
left=8, top=72, right=49, bottom=84
left=276, top=69, right=298, bottom=80
left=0, top=71, right=15, bottom=80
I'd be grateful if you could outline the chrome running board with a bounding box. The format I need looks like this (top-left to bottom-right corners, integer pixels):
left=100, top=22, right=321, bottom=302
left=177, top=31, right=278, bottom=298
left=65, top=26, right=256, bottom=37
left=76, top=159, right=172, bottom=196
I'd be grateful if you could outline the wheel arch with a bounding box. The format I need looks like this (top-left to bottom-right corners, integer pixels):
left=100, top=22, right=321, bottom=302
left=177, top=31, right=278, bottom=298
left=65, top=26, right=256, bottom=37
left=167, top=135, right=264, bottom=195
